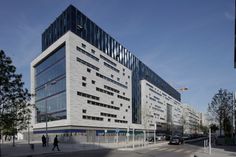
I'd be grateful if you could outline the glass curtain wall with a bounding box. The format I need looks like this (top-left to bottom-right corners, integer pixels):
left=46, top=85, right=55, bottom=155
left=35, top=44, right=66, bottom=123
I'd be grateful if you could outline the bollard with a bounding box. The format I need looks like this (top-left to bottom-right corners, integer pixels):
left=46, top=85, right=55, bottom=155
left=30, top=144, right=34, bottom=151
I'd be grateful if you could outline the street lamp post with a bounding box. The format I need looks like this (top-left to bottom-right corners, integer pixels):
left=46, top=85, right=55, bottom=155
left=178, top=87, right=189, bottom=135
left=45, top=83, right=49, bottom=146
left=44, top=81, right=57, bottom=146
left=132, top=128, right=134, bottom=149
left=154, top=123, right=156, bottom=144
left=27, top=122, right=30, bottom=144
left=127, top=126, right=130, bottom=144
left=233, top=92, right=236, bottom=142
left=209, top=127, right=211, bottom=155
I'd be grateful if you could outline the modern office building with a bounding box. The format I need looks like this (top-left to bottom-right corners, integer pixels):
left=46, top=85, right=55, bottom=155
left=31, top=5, right=181, bottom=136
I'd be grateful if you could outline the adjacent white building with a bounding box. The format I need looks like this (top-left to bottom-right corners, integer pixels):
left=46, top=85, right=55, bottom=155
left=182, top=104, right=200, bottom=134
left=199, top=112, right=210, bottom=127
left=140, top=80, right=182, bottom=134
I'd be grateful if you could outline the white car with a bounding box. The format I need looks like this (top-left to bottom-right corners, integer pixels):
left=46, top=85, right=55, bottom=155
left=156, top=134, right=165, bottom=141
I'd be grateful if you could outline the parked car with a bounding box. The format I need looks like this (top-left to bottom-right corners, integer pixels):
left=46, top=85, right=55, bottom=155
left=156, top=135, right=162, bottom=141
left=169, top=136, right=184, bottom=145
left=146, top=136, right=155, bottom=142
left=182, top=134, right=191, bottom=140
left=156, top=133, right=166, bottom=141
left=165, top=134, right=172, bottom=141
left=146, top=134, right=166, bottom=142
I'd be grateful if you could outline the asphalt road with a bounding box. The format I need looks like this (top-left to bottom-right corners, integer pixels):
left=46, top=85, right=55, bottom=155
left=34, top=143, right=203, bottom=157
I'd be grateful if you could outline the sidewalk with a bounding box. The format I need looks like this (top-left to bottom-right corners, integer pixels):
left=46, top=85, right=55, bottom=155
left=1, top=140, right=167, bottom=157
left=193, top=146, right=236, bottom=157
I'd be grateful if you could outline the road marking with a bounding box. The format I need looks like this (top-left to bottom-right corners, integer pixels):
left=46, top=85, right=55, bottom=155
left=166, top=148, right=176, bottom=152
left=149, top=147, right=159, bottom=150
left=158, top=147, right=168, bottom=151
left=174, top=149, right=184, bottom=152
left=184, top=150, right=192, bottom=154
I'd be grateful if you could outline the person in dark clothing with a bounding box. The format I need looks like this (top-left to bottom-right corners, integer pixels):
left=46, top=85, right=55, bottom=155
left=52, top=135, right=60, bottom=151
left=42, top=135, right=46, bottom=147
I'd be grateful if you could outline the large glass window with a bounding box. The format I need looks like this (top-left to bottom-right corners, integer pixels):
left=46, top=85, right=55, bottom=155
left=35, top=44, right=66, bottom=123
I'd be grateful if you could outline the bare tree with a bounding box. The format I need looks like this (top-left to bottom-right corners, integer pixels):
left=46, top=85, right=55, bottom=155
left=208, top=89, right=233, bottom=136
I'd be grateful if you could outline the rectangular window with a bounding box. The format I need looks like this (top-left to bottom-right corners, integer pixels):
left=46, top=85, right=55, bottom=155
left=96, top=72, right=127, bottom=89
left=77, top=57, right=99, bottom=71
left=82, top=43, right=86, bottom=48
left=104, top=62, right=119, bottom=73
left=100, top=112, right=117, bottom=118
left=82, top=82, right=86, bottom=87
left=96, top=87, right=114, bottom=96
left=87, top=100, right=119, bottom=110
left=76, top=46, right=99, bottom=61
left=82, top=76, right=86, bottom=81
left=100, top=55, right=117, bottom=66
left=77, top=91, right=99, bottom=100
left=117, top=95, right=130, bottom=101
left=114, top=119, right=127, bottom=123
left=104, top=85, right=120, bottom=93
left=83, top=115, right=103, bottom=121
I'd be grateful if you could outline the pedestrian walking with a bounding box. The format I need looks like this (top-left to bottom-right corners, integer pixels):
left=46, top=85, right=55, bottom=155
left=42, top=135, right=46, bottom=147
left=52, top=135, right=60, bottom=151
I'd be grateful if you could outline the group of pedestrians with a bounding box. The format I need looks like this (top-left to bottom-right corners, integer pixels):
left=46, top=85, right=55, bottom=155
left=41, top=135, right=60, bottom=151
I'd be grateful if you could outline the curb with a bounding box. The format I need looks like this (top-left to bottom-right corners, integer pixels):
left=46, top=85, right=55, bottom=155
left=17, top=148, right=114, bottom=157
left=117, top=141, right=169, bottom=151
left=185, top=137, right=208, bottom=143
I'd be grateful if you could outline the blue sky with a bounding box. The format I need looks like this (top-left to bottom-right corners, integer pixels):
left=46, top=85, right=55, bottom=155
left=0, top=0, right=235, bottom=113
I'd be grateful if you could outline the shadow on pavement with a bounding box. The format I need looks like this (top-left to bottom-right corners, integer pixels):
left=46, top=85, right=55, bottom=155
left=184, top=139, right=205, bottom=147
left=1, top=142, right=113, bottom=157
left=213, top=145, right=236, bottom=153
left=186, top=138, right=236, bottom=155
